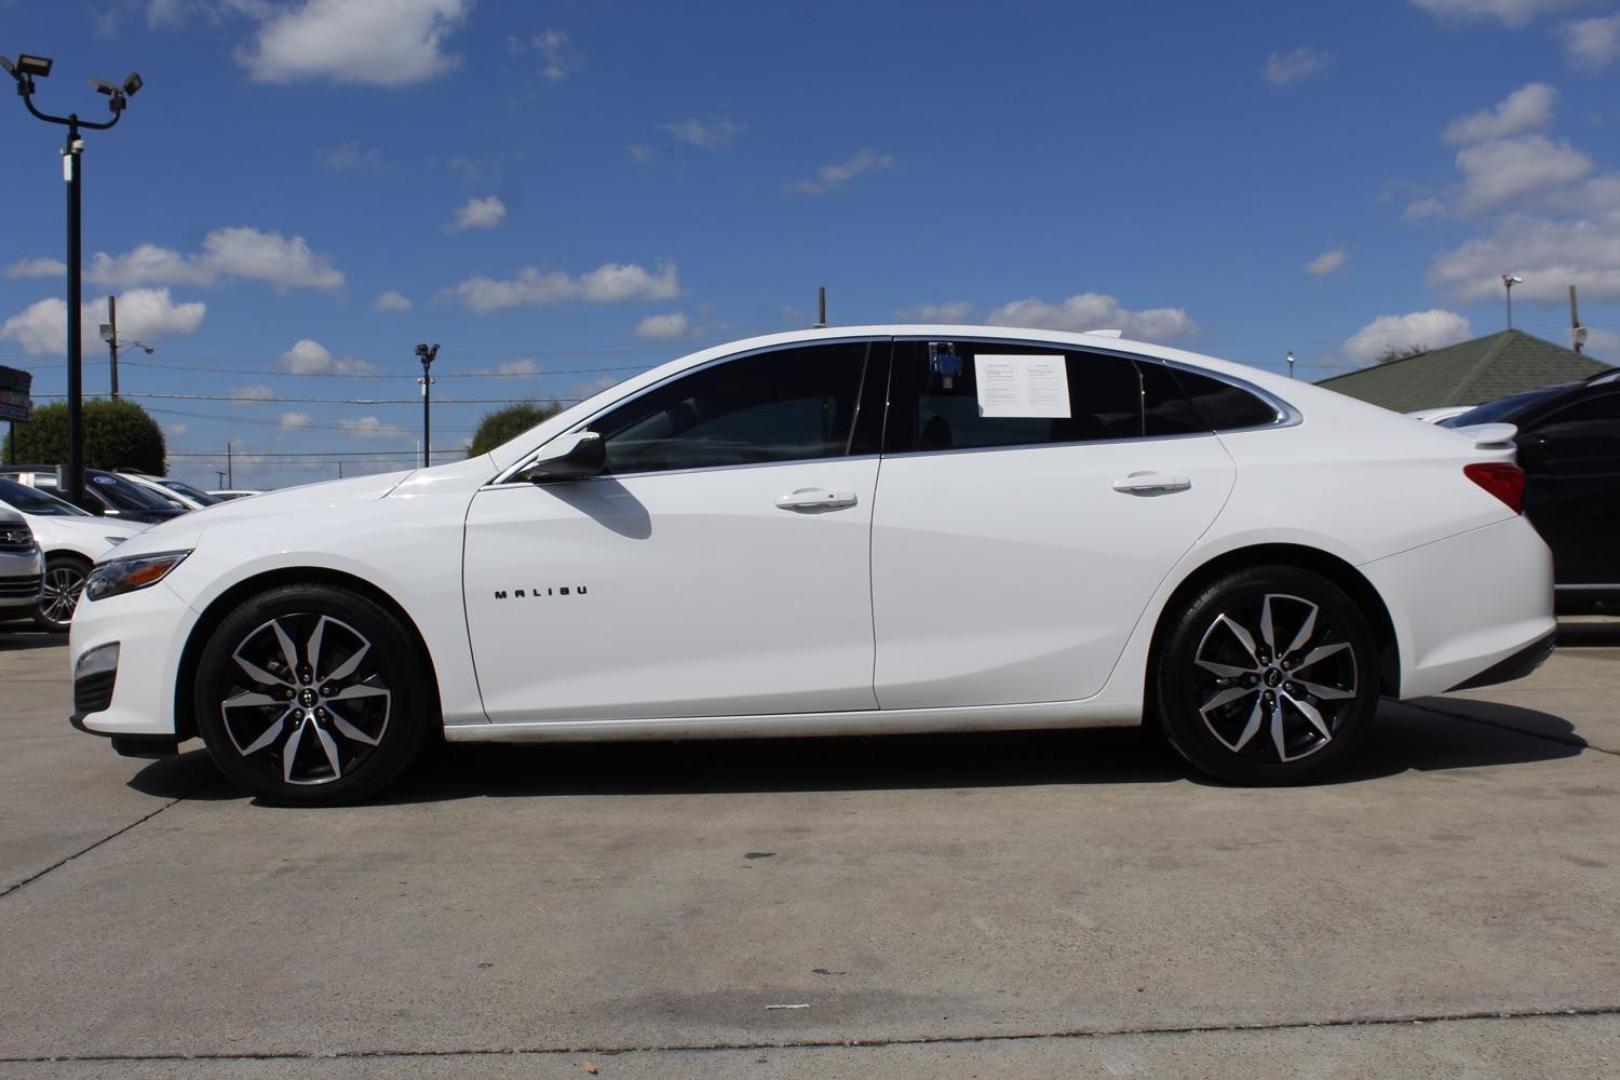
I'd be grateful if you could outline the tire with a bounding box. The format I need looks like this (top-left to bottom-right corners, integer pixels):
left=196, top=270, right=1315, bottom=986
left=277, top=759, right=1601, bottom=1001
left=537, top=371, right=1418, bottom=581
left=1153, top=566, right=1378, bottom=785
left=34, top=554, right=91, bottom=633
left=193, top=584, right=432, bottom=805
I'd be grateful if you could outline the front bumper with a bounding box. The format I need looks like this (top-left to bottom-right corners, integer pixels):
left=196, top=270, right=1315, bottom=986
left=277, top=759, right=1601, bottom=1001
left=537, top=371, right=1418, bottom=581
left=67, top=579, right=195, bottom=739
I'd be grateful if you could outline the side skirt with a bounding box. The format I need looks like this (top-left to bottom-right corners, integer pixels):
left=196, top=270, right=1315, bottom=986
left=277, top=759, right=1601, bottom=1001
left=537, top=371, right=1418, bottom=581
left=444, top=700, right=1143, bottom=744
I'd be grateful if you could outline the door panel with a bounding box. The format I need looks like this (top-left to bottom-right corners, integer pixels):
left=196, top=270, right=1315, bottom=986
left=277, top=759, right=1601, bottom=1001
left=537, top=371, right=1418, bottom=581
left=465, top=459, right=880, bottom=722
left=1520, top=390, right=1620, bottom=585
left=870, top=438, right=1233, bottom=707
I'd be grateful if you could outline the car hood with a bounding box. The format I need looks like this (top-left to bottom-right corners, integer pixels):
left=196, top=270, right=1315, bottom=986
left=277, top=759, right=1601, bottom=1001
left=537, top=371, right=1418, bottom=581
left=109, top=469, right=417, bottom=559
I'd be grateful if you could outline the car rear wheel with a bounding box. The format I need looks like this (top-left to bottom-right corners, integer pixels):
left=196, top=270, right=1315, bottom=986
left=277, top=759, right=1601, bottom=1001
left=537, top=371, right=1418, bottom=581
left=1154, top=566, right=1378, bottom=785
left=194, top=584, right=431, bottom=805
left=34, top=554, right=91, bottom=633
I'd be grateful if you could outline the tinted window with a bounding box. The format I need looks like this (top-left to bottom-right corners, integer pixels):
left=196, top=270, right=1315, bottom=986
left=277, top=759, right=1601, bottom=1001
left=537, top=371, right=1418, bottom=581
left=1166, top=367, right=1281, bottom=431
left=0, top=477, right=92, bottom=516
left=1529, top=392, right=1620, bottom=463
left=889, top=341, right=1147, bottom=453
left=87, top=472, right=181, bottom=513
left=1140, top=361, right=1212, bottom=436
left=1442, top=385, right=1572, bottom=428
left=591, top=342, right=873, bottom=475
left=158, top=478, right=221, bottom=505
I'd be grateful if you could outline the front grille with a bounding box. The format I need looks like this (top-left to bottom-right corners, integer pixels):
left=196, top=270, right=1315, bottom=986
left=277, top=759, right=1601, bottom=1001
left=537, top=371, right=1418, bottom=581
left=0, top=574, right=42, bottom=599
left=75, top=669, right=117, bottom=715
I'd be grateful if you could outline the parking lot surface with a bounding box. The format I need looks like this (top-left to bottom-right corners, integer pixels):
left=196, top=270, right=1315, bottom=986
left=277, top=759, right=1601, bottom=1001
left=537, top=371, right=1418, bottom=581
left=2, top=625, right=1618, bottom=1078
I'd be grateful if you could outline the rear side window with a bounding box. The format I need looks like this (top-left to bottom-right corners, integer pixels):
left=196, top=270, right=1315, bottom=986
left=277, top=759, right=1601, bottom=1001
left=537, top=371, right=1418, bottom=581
left=1165, top=366, right=1282, bottom=431
left=888, top=341, right=1148, bottom=452
left=590, top=341, right=874, bottom=475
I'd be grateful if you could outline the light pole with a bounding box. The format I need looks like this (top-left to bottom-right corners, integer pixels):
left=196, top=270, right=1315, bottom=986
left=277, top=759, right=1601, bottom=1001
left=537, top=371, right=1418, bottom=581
left=1502, top=274, right=1523, bottom=330
left=2, top=53, right=142, bottom=509
left=1286, top=351, right=1296, bottom=379
left=416, top=343, right=440, bottom=469
left=99, top=296, right=153, bottom=401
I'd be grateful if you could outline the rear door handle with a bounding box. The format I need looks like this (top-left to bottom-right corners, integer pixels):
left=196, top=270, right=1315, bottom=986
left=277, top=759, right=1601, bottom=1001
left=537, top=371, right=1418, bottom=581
left=1112, top=472, right=1192, bottom=495
left=775, top=488, right=858, bottom=511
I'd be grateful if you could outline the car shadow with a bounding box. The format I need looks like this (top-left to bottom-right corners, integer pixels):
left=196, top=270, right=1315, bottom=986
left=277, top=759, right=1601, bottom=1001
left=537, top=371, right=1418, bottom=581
left=1557, top=619, right=1620, bottom=648
left=125, top=699, right=1585, bottom=806
left=0, top=627, right=64, bottom=651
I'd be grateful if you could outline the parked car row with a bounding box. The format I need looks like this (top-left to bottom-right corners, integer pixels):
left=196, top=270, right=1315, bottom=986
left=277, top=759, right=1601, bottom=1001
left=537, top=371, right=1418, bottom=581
left=1440, top=368, right=1620, bottom=614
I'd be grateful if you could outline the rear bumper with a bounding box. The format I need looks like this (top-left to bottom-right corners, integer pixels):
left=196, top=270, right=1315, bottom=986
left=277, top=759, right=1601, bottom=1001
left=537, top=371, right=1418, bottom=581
left=1446, top=629, right=1555, bottom=691
left=1361, top=515, right=1556, bottom=699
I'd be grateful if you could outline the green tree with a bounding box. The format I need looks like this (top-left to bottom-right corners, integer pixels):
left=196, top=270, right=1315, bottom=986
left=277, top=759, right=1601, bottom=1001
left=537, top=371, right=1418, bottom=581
left=3, top=399, right=167, bottom=474
left=1376, top=344, right=1429, bottom=365
left=468, top=400, right=562, bottom=457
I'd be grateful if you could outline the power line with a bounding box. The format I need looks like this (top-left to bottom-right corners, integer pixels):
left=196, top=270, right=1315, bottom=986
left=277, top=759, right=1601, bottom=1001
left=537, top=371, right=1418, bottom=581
left=145, top=406, right=480, bottom=432
left=37, top=391, right=585, bottom=405
left=169, top=449, right=469, bottom=459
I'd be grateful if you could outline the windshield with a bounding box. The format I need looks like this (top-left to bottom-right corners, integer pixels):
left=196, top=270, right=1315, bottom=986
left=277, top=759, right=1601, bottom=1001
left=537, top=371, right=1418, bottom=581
left=0, top=476, right=93, bottom=516
left=157, top=478, right=221, bottom=505
left=86, top=471, right=185, bottom=513
left=1441, top=385, right=1570, bottom=428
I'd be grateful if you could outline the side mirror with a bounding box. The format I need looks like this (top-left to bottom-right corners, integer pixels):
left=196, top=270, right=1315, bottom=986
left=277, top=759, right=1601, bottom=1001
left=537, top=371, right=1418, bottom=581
left=515, top=431, right=606, bottom=484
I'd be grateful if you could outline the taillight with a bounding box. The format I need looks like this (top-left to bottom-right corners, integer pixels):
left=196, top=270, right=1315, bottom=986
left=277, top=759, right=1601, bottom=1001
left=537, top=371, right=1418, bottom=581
left=1464, top=462, right=1525, bottom=514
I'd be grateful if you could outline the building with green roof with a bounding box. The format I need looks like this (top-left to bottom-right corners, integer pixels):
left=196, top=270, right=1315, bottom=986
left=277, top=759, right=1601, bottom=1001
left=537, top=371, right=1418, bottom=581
left=1315, top=330, right=1609, bottom=412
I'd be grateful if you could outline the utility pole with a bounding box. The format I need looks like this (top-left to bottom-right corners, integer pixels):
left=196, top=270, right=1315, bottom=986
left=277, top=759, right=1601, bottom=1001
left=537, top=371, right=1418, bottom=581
left=105, top=295, right=117, bottom=399
left=2, top=53, right=143, bottom=510
left=815, top=286, right=827, bottom=328
left=215, top=469, right=226, bottom=487
left=416, top=343, right=440, bottom=469
left=1502, top=274, right=1523, bottom=330
left=338, top=460, right=345, bottom=479
left=226, top=442, right=233, bottom=488
left=1570, top=285, right=1586, bottom=354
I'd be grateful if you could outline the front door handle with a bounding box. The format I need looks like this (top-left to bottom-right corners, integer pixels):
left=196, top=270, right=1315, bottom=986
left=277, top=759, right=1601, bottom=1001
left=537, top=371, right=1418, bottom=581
left=775, top=488, right=858, bottom=511
left=1112, top=472, right=1192, bottom=495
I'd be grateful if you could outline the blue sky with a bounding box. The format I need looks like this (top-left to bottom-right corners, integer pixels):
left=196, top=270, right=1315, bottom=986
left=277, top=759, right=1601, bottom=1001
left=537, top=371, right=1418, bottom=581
left=2, top=0, right=1618, bottom=489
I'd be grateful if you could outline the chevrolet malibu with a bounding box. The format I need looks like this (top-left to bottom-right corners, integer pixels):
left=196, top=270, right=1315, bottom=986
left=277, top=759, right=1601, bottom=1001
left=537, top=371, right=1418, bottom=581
left=69, top=326, right=1555, bottom=804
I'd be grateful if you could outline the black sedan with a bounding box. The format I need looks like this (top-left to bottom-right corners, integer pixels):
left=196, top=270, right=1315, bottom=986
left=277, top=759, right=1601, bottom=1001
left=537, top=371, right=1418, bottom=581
left=1444, top=368, right=1620, bottom=613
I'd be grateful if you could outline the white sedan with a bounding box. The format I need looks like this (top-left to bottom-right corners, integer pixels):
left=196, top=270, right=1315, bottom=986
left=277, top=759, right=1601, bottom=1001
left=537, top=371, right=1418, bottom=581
left=0, top=477, right=144, bottom=631
left=68, top=326, right=1555, bottom=804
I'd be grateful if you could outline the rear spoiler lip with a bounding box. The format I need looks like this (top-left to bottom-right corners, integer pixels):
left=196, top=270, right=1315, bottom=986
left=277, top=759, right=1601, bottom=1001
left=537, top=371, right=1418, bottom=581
left=1450, top=422, right=1517, bottom=450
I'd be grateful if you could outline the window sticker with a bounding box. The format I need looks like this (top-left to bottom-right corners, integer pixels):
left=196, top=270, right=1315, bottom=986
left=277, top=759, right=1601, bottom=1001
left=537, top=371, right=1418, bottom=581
left=973, top=354, right=1071, bottom=419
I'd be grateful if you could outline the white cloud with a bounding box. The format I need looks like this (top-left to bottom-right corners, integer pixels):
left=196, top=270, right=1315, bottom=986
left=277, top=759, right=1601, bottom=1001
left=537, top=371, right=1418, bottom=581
left=1429, top=209, right=1620, bottom=301
left=1405, top=197, right=1449, bottom=220
left=319, top=140, right=381, bottom=171
left=279, top=411, right=314, bottom=430
left=1455, top=134, right=1592, bottom=214
left=86, top=227, right=345, bottom=291
left=1262, top=47, right=1334, bottom=86
left=985, top=292, right=1198, bottom=340
left=785, top=149, right=895, bottom=195
left=0, top=288, right=206, bottom=355
left=230, top=384, right=276, bottom=403
left=634, top=312, right=691, bottom=339
left=374, top=289, right=412, bottom=313
left=1582, top=326, right=1620, bottom=354
left=531, top=29, right=580, bottom=81
left=1409, top=0, right=1589, bottom=27
left=628, top=143, right=655, bottom=165
left=237, top=0, right=473, bottom=86
left=1443, top=83, right=1558, bottom=144
left=339, top=416, right=409, bottom=439
left=449, top=262, right=680, bottom=312
left=447, top=194, right=507, bottom=232
left=1305, top=248, right=1349, bottom=277
left=4, top=257, right=65, bottom=279
left=1562, top=12, right=1620, bottom=70
left=1344, top=310, right=1473, bottom=364
left=895, top=301, right=976, bottom=322
left=660, top=116, right=745, bottom=149
left=164, top=422, right=189, bottom=439
left=279, top=338, right=375, bottom=375
left=496, top=358, right=540, bottom=376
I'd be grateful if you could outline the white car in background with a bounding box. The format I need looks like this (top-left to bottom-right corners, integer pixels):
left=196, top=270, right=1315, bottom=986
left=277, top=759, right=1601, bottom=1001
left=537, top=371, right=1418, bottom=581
left=0, top=477, right=145, bottom=631
left=0, top=507, right=44, bottom=622
left=68, top=326, right=1555, bottom=804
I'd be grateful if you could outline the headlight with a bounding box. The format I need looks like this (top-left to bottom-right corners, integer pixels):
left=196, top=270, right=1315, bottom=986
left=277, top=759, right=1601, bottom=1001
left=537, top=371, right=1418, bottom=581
left=84, top=550, right=191, bottom=602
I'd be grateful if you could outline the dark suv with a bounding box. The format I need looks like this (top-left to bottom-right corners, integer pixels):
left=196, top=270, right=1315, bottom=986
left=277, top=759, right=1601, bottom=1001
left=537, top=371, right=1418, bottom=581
left=0, top=467, right=189, bottom=525
left=1444, top=368, right=1620, bottom=613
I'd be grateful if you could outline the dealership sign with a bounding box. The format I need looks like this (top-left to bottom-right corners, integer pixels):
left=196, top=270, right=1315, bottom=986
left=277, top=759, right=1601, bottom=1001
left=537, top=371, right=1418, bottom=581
left=0, top=366, right=32, bottom=423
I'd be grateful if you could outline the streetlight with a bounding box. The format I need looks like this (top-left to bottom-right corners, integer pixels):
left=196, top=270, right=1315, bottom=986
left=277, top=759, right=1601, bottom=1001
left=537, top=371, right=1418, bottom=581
left=99, top=297, right=153, bottom=401
left=2, top=52, right=143, bottom=510
left=1286, top=351, right=1296, bottom=379
left=1502, top=274, right=1523, bottom=330
left=416, top=343, right=440, bottom=469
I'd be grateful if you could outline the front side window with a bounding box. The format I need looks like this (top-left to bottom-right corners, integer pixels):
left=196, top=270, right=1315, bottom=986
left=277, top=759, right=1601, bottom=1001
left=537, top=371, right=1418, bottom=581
left=590, top=341, right=876, bottom=476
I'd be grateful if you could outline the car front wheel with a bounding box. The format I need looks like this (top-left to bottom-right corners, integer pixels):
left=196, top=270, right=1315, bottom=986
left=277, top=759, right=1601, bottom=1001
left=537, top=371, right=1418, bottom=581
left=1154, top=566, right=1379, bottom=785
left=193, top=584, right=431, bottom=805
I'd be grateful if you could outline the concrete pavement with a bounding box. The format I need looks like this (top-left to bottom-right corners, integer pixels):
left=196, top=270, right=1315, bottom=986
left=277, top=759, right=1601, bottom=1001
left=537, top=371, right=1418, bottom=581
left=2, top=626, right=1617, bottom=1077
